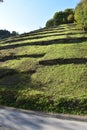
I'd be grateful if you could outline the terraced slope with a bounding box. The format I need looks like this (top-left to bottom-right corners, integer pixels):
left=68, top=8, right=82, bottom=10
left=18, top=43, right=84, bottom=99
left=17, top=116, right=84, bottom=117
left=0, top=24, right=87, bottom=115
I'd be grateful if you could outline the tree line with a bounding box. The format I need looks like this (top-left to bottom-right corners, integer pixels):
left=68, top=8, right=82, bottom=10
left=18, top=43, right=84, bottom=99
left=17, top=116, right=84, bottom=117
left=0, top=30, right=18, bottom=39
left=46, top=0, right=87, bottom=31
left=46, top=8, right=74, bottom=28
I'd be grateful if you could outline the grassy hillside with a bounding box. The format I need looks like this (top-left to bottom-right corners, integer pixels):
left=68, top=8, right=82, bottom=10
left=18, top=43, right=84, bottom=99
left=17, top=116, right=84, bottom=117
left=0, top=23, right=87, bottom=115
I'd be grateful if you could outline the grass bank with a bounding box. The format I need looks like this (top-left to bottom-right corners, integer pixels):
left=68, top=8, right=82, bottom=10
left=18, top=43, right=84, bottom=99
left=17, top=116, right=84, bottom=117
left=0, top=24, right=87, bottom=115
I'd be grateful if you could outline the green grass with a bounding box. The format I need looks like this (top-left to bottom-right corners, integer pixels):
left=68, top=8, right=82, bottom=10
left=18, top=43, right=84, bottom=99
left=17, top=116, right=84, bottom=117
left=0, top=23, right=87, bottom=115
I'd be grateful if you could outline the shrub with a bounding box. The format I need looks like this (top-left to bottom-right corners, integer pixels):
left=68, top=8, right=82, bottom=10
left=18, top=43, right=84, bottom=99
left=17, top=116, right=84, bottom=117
left=75, top=0, right=87, bottom=31
left=0, top=88, right=17, bottom=106
left=67, top=14, right=74, bottom=23
left=46, top=19, right=54, bottom=28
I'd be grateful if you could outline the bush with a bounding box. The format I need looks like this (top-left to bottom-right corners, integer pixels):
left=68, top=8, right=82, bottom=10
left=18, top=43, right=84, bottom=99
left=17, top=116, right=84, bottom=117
left=67, top=14, right=74, bottom=23
left=54, top=97, right=87, bottom=114
left=15, top=92, right=54, bottom=111
left=0, top=88, right=17, bottom=106
left=46, top=19, right=54, bottom=28
left=0, top=88, right=87, bottom=114
left=75, top=0, right=87, bottom=31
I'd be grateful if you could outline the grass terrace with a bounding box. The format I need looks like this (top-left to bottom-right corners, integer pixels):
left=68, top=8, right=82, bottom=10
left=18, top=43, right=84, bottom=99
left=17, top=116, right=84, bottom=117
left=0, top=23, right=87, bottom=115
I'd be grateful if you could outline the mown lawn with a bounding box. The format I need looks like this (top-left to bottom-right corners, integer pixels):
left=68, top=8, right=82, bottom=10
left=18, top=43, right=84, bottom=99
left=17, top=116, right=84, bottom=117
left=0, top=24, right=87, bottom=115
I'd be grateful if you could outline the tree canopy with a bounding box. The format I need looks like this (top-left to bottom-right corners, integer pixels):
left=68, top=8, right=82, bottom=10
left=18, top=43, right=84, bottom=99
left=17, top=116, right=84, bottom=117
left=45, top=19, right=54, bottom=28
left=0, top=29, right=18, bottom=39
left=75, top=0, right=87, bottom=31
left=46, top=8, right=74, bottom=28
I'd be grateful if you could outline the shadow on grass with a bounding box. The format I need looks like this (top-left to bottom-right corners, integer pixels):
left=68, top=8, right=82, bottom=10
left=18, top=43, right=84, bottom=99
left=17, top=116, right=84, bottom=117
left=0, top=67, right=44, bottom=107
left=39, top=58, right=87, bottom=66
left=3, top=33, right=66, bottom=44
left=0, top=53, right=45, bottom=62
left=0, top=37, right=87, bottom=51
left=0, top=68, right=42, bottom=89
left=0, top=67, right=87, bottom=114
left=3, top=31, right=85, bottom=44
left=20, top=28, right=66, bottom=37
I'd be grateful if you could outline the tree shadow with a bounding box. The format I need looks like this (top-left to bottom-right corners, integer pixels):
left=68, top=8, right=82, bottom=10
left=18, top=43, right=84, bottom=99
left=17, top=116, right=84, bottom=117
left=20, top=28, right=64, bottom=37
left=0, top=53, right=45, bottom=62
left=39, top=58, right=87, bottom=66
left=0, top=37, right=87, bottom=51
left=0, top=67, right=45, bottom=107
left=3, top=31, right=85, bottom=44
left=0, top=68, right=42, bottom=89
left=3, top=34, right=65, bottom=44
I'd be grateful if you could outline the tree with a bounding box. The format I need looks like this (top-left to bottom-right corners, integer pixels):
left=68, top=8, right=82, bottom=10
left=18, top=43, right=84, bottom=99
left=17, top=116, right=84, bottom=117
left=67, top=14, right=74, bottom=23
left=53, top=11, right=65, bottom=26
left=64, top=8, right=74, bottom=23
left=0, top=30, right=10, bottom=39
left=46, top=19, right=54, bottom=28
left=75, top=0, right=87, bottom=31
left=11, top=31, right=18, bottom=36
left=45, top=8, right=74, bottom=28
left=64, top=8, right=74, bottom=14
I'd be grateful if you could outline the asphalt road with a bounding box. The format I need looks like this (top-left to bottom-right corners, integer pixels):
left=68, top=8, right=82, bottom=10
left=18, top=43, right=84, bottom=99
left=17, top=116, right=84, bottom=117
left=0, top=107, right=87, bottom=130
